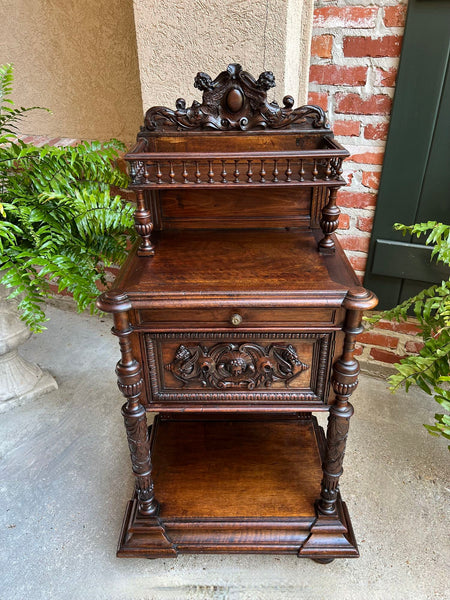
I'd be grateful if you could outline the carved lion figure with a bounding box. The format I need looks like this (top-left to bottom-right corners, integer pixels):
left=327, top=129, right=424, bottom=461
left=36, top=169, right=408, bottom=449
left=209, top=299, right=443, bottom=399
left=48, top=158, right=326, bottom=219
left=256, top=71, right=276, bottom=91
left=194, top=72, right=214, bottom=92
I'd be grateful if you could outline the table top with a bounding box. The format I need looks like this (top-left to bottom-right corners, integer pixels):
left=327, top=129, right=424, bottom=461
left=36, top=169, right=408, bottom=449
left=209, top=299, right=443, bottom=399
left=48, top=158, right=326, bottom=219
left=109, top=228, right=364, bottom=310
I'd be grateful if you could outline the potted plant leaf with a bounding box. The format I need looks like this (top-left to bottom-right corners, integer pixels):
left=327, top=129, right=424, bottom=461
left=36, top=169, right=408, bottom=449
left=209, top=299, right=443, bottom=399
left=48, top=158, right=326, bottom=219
left=365, top=222, right=450, bottom=450
left=0, top=63, right=134, bottom=407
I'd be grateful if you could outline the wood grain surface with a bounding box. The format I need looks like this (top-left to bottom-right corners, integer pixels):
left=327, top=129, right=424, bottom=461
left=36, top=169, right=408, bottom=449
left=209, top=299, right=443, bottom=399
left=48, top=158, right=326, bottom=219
left=151, top=416, right=322, bottom=518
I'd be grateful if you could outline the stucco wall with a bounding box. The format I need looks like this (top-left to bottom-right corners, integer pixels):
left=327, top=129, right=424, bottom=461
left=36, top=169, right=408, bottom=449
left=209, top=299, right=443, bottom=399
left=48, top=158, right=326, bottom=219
left=133, top=0, right=314, bottom=112
left=0, top=0, right=143, bottom=144
left=0, top=1, right=313, bottom=141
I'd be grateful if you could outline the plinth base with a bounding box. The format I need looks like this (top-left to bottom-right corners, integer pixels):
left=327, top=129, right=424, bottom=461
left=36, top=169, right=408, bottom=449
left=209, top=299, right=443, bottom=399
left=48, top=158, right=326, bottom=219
left=117, top=415, right=359, bottom=560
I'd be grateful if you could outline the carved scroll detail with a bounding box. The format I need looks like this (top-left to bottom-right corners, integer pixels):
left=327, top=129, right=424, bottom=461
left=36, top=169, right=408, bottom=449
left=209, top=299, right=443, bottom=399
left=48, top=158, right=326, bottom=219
left=318, top=308, right=361, bottom=515
left=142, top=64, right=328, bottom=132
left=122, top=404, right=156, bottom=509
left=319, top=408, right=352, bottom=511
left=113, top=312, right=158, bottom=516
left=165, top=342, right=309, bottom=390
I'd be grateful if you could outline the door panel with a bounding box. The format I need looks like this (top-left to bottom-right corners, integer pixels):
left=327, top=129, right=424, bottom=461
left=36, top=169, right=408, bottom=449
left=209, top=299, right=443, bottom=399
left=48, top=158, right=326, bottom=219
left=364, top=0, right=450, bottom=308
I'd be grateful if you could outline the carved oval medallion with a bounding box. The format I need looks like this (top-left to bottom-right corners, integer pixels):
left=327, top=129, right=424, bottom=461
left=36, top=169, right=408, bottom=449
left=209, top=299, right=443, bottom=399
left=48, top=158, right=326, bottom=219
left=226, top=88, right=244, bottom=113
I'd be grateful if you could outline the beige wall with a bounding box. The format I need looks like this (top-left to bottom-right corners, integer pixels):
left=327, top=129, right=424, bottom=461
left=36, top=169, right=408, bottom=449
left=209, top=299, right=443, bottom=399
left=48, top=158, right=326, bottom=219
left=0, top=0, right=314, bottom=143
left=0, top=0, right=143, bottom=144
left=133, top=0, right=314, bottom=113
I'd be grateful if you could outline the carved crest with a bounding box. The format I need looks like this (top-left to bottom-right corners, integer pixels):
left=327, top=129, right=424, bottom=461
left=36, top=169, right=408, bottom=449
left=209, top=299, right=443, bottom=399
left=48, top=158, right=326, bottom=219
left=142, top=63, right=328, bottom=132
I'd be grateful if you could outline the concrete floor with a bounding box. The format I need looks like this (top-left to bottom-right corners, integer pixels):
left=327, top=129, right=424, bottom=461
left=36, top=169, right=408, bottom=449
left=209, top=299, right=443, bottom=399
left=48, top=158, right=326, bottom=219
left=0, top=306, right=449, bottom=600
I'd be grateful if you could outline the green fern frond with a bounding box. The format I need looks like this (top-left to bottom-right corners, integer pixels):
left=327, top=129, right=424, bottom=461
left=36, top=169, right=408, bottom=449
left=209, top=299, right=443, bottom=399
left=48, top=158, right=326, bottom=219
left=0, top=63, right=132, bottom=333
left=366, top=221, right=450, bottom=449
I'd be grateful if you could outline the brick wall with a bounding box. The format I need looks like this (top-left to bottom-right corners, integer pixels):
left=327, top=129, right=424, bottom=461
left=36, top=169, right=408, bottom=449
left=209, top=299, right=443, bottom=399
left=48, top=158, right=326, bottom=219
left=355, top=317, right=422, bottom=374
left=308, top=0, right=419, bottom=370
left=309, top=0, right=408, bottom=280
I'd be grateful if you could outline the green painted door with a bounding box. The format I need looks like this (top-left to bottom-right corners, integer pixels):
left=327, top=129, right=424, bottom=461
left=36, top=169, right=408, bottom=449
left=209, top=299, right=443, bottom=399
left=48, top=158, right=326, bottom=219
left=364, top=0, right=450, bottom=309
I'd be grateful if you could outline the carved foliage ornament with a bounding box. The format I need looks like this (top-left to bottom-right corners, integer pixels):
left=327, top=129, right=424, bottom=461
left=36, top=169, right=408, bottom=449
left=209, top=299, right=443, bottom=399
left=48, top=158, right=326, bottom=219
left=165, top=341, right=309, bottom=390
left=143, top=63, right=328, bottom=132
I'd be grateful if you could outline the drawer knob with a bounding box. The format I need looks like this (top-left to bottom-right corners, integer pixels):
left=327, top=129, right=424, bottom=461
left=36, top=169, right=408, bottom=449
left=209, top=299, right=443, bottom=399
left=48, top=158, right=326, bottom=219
left=230, top=313, right=243, bottom=326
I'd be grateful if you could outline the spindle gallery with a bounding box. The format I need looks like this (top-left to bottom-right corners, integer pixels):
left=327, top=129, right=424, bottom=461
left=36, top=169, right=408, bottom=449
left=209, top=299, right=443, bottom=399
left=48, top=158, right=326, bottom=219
left=97, top=64, right=377, bottom=560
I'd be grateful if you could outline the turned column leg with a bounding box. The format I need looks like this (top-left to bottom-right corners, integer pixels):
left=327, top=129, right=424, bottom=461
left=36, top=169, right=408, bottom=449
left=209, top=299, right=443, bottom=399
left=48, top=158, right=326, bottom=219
left=318, top=188, right=340, bottom=254
left=134, top=190, right=155, bottom=256
left=319, top=308, right=362, bottom=515
left=113, top=311, right=158, bottom=516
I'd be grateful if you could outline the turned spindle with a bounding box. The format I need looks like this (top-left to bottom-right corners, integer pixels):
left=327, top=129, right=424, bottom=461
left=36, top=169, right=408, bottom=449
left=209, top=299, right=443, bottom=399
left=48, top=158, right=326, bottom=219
left=318, top=188, right=340, bottom=253
left=134, top=190, right=155, bottom=256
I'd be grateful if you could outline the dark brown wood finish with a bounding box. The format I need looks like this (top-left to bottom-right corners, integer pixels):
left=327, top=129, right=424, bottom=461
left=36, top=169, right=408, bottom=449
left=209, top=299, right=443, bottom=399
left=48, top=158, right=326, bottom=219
left=99, top=292, right=158, bottom=517
left=98, top=64, right=377, bottom=561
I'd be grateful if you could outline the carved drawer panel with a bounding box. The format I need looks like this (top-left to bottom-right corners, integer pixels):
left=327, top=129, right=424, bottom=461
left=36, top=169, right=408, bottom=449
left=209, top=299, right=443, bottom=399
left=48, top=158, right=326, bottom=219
left=144, top=332, right=333, bottom=405
left=137, top=307, right=336, bottom=330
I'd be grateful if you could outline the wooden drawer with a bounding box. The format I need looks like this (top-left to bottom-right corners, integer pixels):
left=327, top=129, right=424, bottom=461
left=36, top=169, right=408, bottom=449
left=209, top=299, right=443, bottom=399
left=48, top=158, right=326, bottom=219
left=136, top=307, right=337, bottom=330
left=143, top=331, right=334, bottom=407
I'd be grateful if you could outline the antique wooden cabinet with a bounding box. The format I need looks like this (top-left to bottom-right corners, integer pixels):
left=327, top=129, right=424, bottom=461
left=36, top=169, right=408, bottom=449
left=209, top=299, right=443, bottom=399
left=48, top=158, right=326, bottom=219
left=97, top=64, right=377, bottom=562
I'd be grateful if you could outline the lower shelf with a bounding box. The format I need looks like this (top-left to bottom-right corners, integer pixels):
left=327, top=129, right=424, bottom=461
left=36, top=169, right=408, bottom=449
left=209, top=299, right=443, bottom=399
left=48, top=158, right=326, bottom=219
left=117, top=415, right=359, bottom=559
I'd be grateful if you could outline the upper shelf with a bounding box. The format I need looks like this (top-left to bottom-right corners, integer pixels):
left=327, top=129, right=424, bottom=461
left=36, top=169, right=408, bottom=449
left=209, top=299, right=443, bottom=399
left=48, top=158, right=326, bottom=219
left=126, top=137, right=348, bottom=189
left=126, top=148, right=348, bottom=189
left=125, top=64, right=349, bottom=190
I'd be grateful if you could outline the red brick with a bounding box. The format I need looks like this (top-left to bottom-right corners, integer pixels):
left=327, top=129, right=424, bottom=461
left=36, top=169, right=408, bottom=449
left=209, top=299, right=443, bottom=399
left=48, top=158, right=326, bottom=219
left=374, top=67, right=398, bottom=87
left=334, top=119, right=360, bottom=137
left=308, top=91, right=328, bottom=108
left=337, top=234, right=370, bottom=252
left=348, top=254, right=368, bottom=271
left=309, top=65, right=368, bottom=86
left=375, top=320, right=421, bottom=335
left=354, top=343, right=364, bottom=356
left=349, top=150, right=385, bottom=165
left=359, top=331, right=399, bottom=349
left=405, top=340, right=424, bottom=354
left=369, top=348, right=406, bottom=364
left=104, top=265, right=120, bottom=274
left=362, top=171, right=381, bottom=189
left=384, top=5, right=407, bottom=28
left=48, top=284, right=73, bottom=297
left=95, top=280, right=108, bottom=292
left=357, top=216, right=374, bottom=232
left=345, top=171, right=354, bottom=186
left=311, top=34, right=333, bottom=58
left=335, top=93, right=392, bottom=115
left=339, top=213, right=350, bottom=229
left=337, top=191, right=377, bottom=208
left=314, top=6, right=378, bottom=28
left=344, top=36, right=403, bottom=58
left=364, top=122, right=389, bottom=140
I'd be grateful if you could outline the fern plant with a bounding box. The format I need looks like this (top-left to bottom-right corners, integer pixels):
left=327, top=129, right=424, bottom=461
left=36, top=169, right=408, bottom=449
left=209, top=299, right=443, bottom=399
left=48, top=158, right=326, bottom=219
left=0, top=63, right=135, bottom=332
left=365, top=222, right=450, bottom=449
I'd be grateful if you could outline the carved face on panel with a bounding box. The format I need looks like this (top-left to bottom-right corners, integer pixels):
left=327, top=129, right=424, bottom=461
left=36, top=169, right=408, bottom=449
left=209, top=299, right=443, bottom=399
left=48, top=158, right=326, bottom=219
left=219, top=350, right=250, bottom=377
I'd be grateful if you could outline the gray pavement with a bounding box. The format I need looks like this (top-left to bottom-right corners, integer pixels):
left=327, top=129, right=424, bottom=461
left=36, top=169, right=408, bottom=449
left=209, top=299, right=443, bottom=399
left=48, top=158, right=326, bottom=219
left=1, top=306, right=449, bottom=600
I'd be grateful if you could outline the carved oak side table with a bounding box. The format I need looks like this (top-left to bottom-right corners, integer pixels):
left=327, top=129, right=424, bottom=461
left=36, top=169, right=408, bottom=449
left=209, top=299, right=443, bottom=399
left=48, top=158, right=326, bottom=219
left=97, top=64, right=377, bottom=561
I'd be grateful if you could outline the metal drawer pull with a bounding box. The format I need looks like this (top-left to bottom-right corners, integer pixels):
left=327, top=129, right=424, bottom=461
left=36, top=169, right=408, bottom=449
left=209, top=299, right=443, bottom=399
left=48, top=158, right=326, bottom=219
left=230, top=313, right=243, bottom=326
